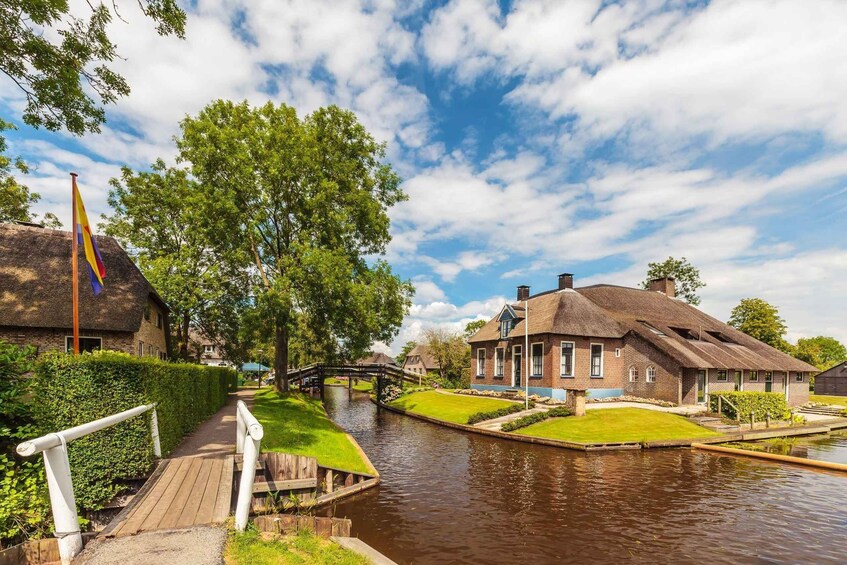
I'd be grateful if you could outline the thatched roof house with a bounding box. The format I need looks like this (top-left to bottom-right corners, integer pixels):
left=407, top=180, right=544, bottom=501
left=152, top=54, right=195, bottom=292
left=0, top=223, right=170, bottom=357
left=813, top=362, right=847, bottom=396
left=356, top=351, right=397, bottom=366
left=468, top=273, right=815, bottom=405
left=402, top=344, right=439, bottom=375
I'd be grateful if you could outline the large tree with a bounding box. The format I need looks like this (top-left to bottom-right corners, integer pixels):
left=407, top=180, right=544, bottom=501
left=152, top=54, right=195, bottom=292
left=0, top=123, right=60, bottom=227
left=423, top=327, right=470, bottom=387
left=641, top=256, right=705, bottom=305
left=728, top=298, right=793, bottom=353
left=102, top=160, right=235, bottom=359
left=794, top=336, right=847, bottom=370
left=178, top=100, right=413, bottom=391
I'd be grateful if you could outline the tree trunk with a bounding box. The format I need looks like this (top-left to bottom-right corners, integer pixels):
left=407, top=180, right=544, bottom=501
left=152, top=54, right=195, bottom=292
left=179, top=312, right=190, bottom=360
left=275, top=322, right=289, bottom=392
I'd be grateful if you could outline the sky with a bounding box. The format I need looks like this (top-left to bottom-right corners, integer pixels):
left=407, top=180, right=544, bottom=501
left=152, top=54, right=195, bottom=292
left=2, top=0, right=847, bottom=354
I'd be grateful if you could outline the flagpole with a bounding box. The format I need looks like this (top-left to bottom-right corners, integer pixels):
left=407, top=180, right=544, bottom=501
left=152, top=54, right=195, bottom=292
left=71, top=173, right=79, bottom=355
left=524, top=296, right=529, bottom=410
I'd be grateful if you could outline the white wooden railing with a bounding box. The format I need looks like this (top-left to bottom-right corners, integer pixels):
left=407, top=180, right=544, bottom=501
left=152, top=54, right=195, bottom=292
left=16, top=404, right=161, bottom=565
left=234, top=400, right=263, bottom=531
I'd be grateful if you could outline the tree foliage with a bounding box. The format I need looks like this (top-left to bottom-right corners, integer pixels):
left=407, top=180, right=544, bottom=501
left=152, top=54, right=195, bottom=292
left=423, top=327, right=470, bottom=387
left=728, top=298, right=793, bottom=353
left=463, top=319, right=487, bottom=339
left=794, top=336, right=847, bottom=370
left=0, top=122, right=60, bottom=227
left=0, top=0, right=185, bottom=136
left=394, top=340, right=417, bottom=366
left=177, top=100, right=413, bottom=391
left=641, top=256, right=705, bottom=305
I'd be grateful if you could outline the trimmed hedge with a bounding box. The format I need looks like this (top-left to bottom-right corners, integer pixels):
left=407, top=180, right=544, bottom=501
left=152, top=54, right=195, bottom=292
left=501, top=406, right=572, bottom=432
left=466, top=402, right=533, bottom=425
left=708, top=391, right=789, bottom=421
left=31, top=351, right=237, bottom=511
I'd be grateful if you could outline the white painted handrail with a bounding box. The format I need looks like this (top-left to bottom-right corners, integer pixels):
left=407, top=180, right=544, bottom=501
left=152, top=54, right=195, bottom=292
left=16, top=403, right=160, bottom=565
left=234, top=400, right=263, bottom=531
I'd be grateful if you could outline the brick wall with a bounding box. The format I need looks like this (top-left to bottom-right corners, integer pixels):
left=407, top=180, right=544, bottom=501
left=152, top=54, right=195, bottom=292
left=0, top=326, right=135, bottom=354
left=133, top=298, right=169, bottom=359
left=622, top=333, right=681, bottom=403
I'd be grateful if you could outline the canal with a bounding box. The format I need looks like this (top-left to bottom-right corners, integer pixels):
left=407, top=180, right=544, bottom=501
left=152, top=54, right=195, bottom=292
left=323, top=387, right=847, bottom=564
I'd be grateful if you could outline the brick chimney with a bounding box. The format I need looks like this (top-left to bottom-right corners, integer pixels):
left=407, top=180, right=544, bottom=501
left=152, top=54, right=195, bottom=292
left=558, top=273, right=573, bottom=290
left=517, top=285, right=530, bottom=301
left=649, top=277, right=676, bottom=298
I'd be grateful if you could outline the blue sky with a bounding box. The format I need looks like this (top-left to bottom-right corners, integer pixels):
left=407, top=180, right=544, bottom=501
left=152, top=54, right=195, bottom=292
left=2, top=0, right=847, bottom=353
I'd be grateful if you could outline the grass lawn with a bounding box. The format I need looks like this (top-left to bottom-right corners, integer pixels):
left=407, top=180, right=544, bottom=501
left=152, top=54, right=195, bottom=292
left=226, top=528, right=368, bottom=565
left=324, top=378, right=345, bottom=385
left=388, top=390, right=516, bottom=424
left=514, top=408, right=722, bottom=444
left=810, top=394, right=847, bottom=406
left=351, top=380, right=373, bottom=392
left=252, top=388, right=373, bottom=474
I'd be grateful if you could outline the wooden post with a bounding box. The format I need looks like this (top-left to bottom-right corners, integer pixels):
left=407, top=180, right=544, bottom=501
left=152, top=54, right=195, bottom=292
left=750, top=411, right=755, bottom=429
left=717, top=396, right=722, bottom=417
left=70, top=173, right=79, bottom=355
left=319, top=366, right=324, bottom=402
left=766, top=412, right=771, bottom=428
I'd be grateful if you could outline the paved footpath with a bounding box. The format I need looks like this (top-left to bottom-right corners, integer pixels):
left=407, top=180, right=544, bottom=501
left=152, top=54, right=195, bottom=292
left=169, top=387, right=257, bottom=458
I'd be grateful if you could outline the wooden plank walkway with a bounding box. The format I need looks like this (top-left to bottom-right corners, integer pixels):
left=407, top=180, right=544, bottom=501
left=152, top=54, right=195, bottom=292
left=102, top=455, right=234, bottom=538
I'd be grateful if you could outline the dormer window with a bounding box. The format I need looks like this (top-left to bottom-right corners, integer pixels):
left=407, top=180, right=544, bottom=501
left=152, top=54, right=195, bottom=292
left=500, top=320, right=510, bottom=339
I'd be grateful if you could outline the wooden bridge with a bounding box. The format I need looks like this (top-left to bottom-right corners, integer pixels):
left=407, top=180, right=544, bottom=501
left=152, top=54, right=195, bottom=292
left=287, top=362, right=424, bottom=401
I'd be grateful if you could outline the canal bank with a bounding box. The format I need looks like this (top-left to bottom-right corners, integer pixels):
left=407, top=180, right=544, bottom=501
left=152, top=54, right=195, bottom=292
left=324, top=386, right=847, bottom=564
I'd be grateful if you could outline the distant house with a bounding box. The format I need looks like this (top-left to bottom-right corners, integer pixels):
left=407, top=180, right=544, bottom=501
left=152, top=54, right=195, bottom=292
left=356, top=351, right=397, bottom=366
left=402, top=344, right=440, bottom=375
left=0, top=223, right=170, bottom=357
left=189, top=329, right=235, bottom=368
left=468, top=273, right=815, bottom=406
left=814, top=362, right=847, bottom=396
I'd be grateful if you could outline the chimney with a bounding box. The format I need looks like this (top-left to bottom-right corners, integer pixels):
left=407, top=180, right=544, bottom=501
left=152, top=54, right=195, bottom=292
left=517, top=285, right=530, bottom=301
left=649, top=277, right=676, bottom=298
left=558, top=273, right=574, bottom=290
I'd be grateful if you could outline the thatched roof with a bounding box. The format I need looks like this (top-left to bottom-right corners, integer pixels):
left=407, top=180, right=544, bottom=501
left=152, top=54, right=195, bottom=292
left=356, top=351, right=397, bottom=365
left=0, top=223, right=169, bottom=333
left=468, top=279, right=816, bottom=372
left=403, top=344, right=439, bottom=369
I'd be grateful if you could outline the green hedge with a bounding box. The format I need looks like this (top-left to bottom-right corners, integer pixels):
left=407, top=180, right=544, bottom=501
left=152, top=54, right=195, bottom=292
left=467, top=402, right=533, bottom=425
left=31, top=352, right=237, bottom=511
left=501, top=406, right=572, bottom=432
left=708, top=391, right=789, bottom=421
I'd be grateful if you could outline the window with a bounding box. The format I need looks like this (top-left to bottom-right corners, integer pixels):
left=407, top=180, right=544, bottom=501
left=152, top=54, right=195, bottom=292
left=138, top=341, right=144, bottom=357
left=147, top=344, right=153, bottom=357
left=615, top=348, right=621, bottom=357
left=560, top=342, right=574, bottom=377
left=495, top=348, right=505, bottom=378
left=717, top=370, right=727, bottom=382
left=749, top=371, right=759, bottom=382
left=639, top=321, right=666, bottom=336
left=706, top=330, right=734, bottom=344
left=531, top=342, right=543, bottom=377
left=65, top=336, right=102, bottom=353
left=590, top=344, right=603, bottom=378
left=765, top=372, right=773, bottom=382
left=734, top=370, right=742, bottom=391
left=628, top=366, right=638, bottom=382
left=476, top=349, right=485, bottom=377
left=156, top=313, right=163, bottom=329
left=204, top=345, right=215, bottom=354
left=646, top=366, right=656, bottom=383
left=669, top=327, right=697, bottom=340
left=144, top=304, right=151, bottom=321
left=795, top=372, right=804, bottom=382
left=500, top=320, right=510, bottom=340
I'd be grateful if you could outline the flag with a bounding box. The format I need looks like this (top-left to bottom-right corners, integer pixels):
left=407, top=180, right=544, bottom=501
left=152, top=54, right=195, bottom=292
left=73, top=178, right=106, bottom=294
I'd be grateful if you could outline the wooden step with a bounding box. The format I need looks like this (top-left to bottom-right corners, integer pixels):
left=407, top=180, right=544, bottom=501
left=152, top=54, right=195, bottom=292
left=252, top=477, right=318, bottom=493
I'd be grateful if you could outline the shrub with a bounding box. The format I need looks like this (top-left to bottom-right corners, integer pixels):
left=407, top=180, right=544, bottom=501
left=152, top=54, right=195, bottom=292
left=501, top=406, right=571, bottom=432
left=467, top=403, right=533, bottom=425
left=30, top=351, right=237, bottom=512
left=708, top=391, right=789, bottom=421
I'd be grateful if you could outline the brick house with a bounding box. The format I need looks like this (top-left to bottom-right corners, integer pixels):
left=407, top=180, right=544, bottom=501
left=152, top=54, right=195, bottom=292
left=0, top=223, right=170, bottom=358
left=402, top=344, right=439, bottom=375
left=467, top=273, right=815, bottom=406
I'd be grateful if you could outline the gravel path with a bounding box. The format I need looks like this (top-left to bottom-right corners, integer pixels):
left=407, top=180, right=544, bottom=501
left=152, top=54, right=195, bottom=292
left=77, top=527, right=226, bottom=565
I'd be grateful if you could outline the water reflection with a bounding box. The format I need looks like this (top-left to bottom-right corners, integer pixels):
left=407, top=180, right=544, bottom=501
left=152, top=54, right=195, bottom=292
left=324, top=387, right=847, bottom=564
left=734, top=431, right=847, bottom=465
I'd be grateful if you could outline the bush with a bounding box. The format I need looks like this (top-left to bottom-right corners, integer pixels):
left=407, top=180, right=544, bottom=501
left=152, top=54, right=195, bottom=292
left=30, top=351, right=237, bottom=512
left=467, top=403, right=532, bottom=425
left=501, top=406, right=571, bottom=432
left=708, top=391, right=789, bottom=421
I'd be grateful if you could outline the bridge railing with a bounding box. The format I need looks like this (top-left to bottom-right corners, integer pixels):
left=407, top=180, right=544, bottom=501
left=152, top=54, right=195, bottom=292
left=16, top=404, right=161, bottom=565
left=234, top=400, right=263, bottom=531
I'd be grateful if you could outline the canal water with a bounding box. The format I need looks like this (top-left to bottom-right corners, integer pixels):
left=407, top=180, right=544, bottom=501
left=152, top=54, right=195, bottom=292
left=732, top=430, right=847, bottom=465
left=324, top=387, right=847, bottom=564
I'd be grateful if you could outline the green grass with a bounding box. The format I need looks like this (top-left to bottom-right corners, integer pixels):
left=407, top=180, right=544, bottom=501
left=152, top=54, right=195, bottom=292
left=388, top=390, right=517, bottom=424
left=514, top=408, right=722, bottom=444
left=226, top=528, right=369, bottom=565
left=810, top=394, right=847, bottom=406
left=324, top=378, right=345, bottom=385
left=351, top=380, right=372, bottom=392
left=253, top=388, right=373, bottom=473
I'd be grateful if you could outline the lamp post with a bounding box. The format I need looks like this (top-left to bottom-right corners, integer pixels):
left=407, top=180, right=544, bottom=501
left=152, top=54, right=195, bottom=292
left=524, top=297, right=529, bottom=409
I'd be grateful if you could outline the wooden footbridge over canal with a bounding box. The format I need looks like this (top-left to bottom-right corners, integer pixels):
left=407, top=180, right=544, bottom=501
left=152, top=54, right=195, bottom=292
left=288, top=362, right=427, bottom=401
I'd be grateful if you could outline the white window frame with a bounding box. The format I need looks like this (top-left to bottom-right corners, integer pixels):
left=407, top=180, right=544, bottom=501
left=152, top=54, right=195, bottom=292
left=765, top=372, right=773, bottom=382
left=530, top=342, right=544, bottom=377
left=560, top=341, right=575, bottom=377
left=795, top=372, right=804, bottom=382
left=717, top=370, right=727, bottom=382
left=512, top=345, right=522, bottom=386
left=615, top=348, right=621, bottom=358
left=749, top=370, right=759, bottom=382
left=204, top=344, right=215, bottom=354
left=590, top=343, right=604, bottom=378
left=138, top=341, right=144, bottom=357
left=494, top=347, right=505, bottom=378
left=646, top=366, right=656, bottom=383
left=476, top=348, right=486, bottom=377
left=500, top=320, right=510, bottom=340
left=628, top=365, right=638, bottom=382
left=65, top=336, right=103, bottom=353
